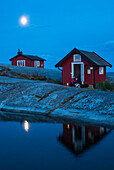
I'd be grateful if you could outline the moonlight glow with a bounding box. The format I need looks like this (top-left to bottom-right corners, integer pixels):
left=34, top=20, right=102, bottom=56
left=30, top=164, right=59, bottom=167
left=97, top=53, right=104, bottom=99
left=23, top=120, right=30, bottom=132
left=19, top=16, right=28, bottom=26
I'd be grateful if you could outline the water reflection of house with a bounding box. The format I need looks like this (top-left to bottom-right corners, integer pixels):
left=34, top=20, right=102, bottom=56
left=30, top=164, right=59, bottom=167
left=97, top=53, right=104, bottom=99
left=58, top=124, right=111, bottom=155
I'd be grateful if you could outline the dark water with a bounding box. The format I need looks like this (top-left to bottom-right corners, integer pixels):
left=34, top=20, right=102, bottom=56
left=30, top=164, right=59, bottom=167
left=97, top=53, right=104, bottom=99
left=0, top=119, right=114, bottom=170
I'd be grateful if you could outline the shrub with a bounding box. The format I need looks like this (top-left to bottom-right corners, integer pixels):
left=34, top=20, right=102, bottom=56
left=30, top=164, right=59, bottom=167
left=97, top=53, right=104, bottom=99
left=96, top=81, right=114, bottom=91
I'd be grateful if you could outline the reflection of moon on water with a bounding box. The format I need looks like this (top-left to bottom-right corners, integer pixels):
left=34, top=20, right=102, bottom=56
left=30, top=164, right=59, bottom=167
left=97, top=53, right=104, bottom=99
left=23, top=120, right=30, bottom=132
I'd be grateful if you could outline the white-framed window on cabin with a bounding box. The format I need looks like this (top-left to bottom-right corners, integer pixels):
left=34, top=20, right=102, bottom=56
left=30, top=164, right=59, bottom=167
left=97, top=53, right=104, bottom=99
left=73, top=54, right=81, bottom=62
left=34, top=61, right=40, bottom=67
left=17, top=60, right=25, bottom=67
left=99, top=67, right=104, bottom=75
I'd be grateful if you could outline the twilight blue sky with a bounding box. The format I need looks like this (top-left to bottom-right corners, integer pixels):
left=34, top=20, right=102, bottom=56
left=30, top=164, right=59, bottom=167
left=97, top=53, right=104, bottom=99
left=0, top=0, right=114, bottom=71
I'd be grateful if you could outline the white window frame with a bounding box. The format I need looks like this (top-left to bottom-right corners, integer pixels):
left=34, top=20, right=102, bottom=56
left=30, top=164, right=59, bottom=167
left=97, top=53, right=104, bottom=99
left=99, top=67, right=104, bottom=75
left=34, top=61, right=40, bottom=67
left=73, top=54, right=81, bottom=62
left=37, top=61, right=40, bottom=67
left=17, top=60, right=25, bottom=67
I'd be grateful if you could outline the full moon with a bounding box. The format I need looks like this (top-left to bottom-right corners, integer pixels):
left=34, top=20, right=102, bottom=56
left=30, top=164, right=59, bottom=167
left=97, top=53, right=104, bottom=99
left=20, top=16, right=28, bottom=26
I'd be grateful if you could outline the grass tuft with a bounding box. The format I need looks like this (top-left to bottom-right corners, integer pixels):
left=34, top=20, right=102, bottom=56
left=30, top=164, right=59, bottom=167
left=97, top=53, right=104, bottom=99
left=96, top=81, right=114, bottom=91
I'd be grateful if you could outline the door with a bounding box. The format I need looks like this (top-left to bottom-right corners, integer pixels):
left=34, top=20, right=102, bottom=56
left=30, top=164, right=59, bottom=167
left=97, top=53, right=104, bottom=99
left=74, top=64, right=81, bottom=83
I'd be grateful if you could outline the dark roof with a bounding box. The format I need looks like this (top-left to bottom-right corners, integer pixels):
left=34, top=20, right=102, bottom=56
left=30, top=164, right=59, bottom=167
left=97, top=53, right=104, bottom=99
left=55, top=48, right=112, bottom=67
left=10, top=54, right=46, bottom=61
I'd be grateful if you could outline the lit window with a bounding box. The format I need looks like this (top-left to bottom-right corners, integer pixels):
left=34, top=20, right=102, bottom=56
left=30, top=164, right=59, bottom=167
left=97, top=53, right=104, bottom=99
left=73, top=54, right=81, bottom=61
left=99, top=67, right=104, bottom=75
left=17, top=60, right=25, bottom=66
left=87, top=69, right=91, bottom=74
left=67, top=124, right=69, bottom=129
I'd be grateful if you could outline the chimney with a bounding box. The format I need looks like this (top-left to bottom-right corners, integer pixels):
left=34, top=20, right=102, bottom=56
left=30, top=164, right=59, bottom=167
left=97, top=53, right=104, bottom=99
left=18, top=48, right=23, bottom=55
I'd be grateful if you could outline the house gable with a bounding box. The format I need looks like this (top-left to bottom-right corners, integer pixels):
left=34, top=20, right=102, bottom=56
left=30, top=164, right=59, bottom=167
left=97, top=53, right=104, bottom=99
left=55, top=48, right=112, bottom=68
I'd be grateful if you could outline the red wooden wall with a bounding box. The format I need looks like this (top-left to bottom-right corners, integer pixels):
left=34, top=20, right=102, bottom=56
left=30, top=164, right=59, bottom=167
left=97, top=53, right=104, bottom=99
left=11, top=55, right=44, bottom=68
left=94, top=66, right=106, bottom=84
left=62, top=53, right=106, bottom=85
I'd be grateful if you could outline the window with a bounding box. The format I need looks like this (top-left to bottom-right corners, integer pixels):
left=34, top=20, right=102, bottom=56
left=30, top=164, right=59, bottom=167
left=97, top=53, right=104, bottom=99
left=73, top=54, right=81, bottom=61
left=37, top=61, right=40, bottom=67
left=34, top=61, right=40, bottom=67
left=87, top=69, right=91, bottom=74
left=99, top=67, right=104, bottom=75
left=17, top=60, right=25, bottom=66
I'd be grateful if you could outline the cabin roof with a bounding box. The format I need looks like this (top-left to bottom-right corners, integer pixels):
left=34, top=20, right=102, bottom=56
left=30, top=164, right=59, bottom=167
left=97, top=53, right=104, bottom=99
left=55, top=48, right=112, bottom=67
left=10, top=54, right=46, bottom=61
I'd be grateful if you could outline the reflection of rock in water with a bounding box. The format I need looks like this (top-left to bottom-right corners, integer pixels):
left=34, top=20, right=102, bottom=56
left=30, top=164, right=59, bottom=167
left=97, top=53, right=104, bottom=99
left=58, top=124, right=111, bottom=155
left=0, top=111, right=58, bottom=123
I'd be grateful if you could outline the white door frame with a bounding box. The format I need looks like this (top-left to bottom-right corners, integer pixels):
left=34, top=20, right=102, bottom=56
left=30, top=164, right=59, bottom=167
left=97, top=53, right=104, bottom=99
left=71, top=62, right=84, bottom=84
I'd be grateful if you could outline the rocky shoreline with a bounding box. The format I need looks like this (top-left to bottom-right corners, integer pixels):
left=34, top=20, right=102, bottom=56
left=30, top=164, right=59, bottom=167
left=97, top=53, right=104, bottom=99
left=0, top=106, right=114, bottom=128
left=0, top=64, right=114, bottom=128
left=0, top=79, right=114, bottom=128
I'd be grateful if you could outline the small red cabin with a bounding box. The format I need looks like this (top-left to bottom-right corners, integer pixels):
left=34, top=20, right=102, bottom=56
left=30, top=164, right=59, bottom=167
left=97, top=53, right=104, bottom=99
left=10, top=49, right=46, bottom=68
left=55, top=48, right=112, bottom=86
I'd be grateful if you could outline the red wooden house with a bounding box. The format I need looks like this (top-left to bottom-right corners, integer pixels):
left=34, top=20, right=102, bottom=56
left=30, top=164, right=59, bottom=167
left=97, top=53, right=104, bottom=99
left=10, top=49, right=46, bottom=68
left=55, top=48, right=112, bottom=86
